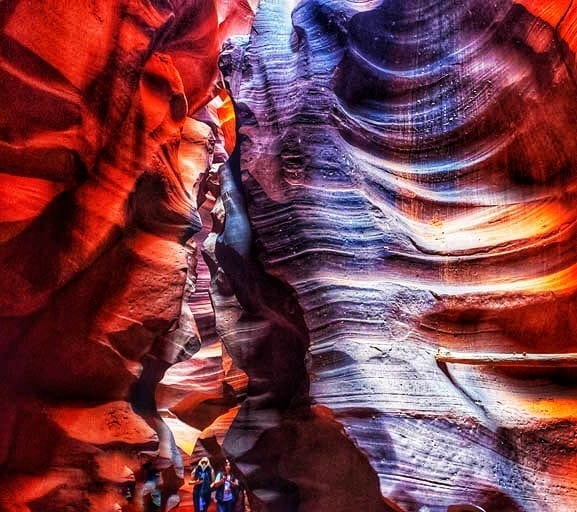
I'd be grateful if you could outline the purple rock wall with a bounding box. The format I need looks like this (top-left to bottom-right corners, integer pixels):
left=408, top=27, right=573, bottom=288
left=215, top=1, right=577, bottom=511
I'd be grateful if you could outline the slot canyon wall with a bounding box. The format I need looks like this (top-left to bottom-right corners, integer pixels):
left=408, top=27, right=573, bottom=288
left=0, top=0, right=256, bottom=510
left=2, top=1, right=577, bottom=512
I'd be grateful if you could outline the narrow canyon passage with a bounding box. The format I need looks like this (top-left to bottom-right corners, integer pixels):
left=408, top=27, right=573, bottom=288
left=2, top=1, right=577, bottom=512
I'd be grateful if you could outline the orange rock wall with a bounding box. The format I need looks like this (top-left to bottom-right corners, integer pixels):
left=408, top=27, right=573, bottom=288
left=0, top=1, right=254, bottom=510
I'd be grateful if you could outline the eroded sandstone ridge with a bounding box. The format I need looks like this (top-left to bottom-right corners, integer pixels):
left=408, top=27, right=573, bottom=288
left=219, top=0, right=577, bottom=511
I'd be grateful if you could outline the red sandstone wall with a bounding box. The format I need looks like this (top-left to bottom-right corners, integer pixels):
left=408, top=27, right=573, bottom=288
left=0, top=1, right=254, bottom=510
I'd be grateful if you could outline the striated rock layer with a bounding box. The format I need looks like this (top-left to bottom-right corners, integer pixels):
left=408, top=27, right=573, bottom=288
left=221, top=0, right=577, bottom=511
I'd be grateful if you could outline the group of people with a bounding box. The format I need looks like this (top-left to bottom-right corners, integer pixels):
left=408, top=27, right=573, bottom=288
left=190, top=457, right=241, bottom=512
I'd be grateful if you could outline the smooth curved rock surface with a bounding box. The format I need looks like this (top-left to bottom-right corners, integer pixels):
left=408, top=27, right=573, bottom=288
left=219, top=0, right=577, bottom=510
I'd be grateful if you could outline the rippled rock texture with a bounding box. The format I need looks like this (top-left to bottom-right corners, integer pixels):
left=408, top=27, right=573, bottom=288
left=5, top=0, right=577, bottom=511
left=0, top=0, right=254, bottom=510
left=221, top=0, right=577, bottom=511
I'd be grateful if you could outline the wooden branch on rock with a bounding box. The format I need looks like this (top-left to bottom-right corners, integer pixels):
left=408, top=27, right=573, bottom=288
left=435, top=349, right=577, bottom=367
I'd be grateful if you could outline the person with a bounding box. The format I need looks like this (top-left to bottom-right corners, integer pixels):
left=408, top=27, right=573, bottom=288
left=190, top=457, right=214, bottom=512
left=211, top=460, right=239, bottom=512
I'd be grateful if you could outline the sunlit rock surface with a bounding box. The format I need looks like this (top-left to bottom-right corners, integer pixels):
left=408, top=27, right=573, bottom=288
left=220, top=0, right=577, bottom=511
left=0, top=0, right=254, bottom=510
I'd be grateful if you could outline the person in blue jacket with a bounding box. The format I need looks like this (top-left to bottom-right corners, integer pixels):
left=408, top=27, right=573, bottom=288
left=211, top=459, right=239, bottom=512
left=190, top=457, right=214, bottom=512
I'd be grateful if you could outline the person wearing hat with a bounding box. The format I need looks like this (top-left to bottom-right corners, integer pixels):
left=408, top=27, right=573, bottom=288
left=190, top=457, right=214, bottom=512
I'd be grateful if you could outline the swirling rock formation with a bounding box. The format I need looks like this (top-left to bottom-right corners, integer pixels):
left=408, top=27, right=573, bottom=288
left=219, top=0, right=577, bottom=511
left=0, top=0, right=254, bottom=510
left=4, top=0, right=577, bottom=511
